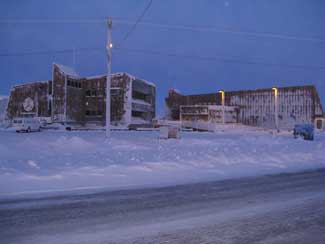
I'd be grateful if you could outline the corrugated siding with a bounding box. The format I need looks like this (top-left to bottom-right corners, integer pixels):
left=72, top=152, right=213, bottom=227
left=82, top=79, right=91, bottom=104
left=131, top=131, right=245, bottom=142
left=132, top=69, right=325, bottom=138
left=166, top=85, right=324, bottom=129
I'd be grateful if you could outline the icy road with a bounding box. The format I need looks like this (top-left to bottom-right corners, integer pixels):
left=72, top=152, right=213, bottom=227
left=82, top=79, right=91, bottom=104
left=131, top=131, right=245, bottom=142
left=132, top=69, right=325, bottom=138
left=1, top=169, right=325, bottom=244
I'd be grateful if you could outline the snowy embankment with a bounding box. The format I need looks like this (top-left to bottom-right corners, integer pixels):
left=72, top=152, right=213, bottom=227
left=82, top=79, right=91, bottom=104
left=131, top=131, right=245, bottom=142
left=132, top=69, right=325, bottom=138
left=0, top=127, right=324, bottom=197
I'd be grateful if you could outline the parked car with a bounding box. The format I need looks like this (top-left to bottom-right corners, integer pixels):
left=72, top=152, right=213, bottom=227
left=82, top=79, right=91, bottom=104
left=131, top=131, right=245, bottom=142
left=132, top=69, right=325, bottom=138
left=293, top=124, right=314, bottom=141
left=12, top=117, right=41, bottom=133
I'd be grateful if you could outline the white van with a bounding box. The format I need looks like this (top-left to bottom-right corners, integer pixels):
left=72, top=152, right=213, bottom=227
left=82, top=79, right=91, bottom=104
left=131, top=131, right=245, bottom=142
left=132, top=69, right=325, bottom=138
left=12, top=117, right=41, bottom=133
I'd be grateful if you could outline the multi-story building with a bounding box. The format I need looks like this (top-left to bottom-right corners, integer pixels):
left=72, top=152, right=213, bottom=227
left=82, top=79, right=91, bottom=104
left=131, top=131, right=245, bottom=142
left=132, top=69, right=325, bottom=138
left=0, top=96, right=8, bottom=122
left=165, top=86, right=324, bottom=130
left=7, top=63, right=156, bottom=127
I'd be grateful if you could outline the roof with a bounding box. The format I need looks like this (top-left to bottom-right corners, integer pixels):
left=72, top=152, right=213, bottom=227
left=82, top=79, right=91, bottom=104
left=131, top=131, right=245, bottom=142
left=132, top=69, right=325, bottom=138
left=85, top=74, right=107, bottom=80
left=84, top=72, right=156, bottom=87
left=12, top=80, right=49, bottom=89
left=54, top=63, right=79, bottom=78
left=170, top=85, right=317, bottom=97
left=134, top=78, right=156, bottom=88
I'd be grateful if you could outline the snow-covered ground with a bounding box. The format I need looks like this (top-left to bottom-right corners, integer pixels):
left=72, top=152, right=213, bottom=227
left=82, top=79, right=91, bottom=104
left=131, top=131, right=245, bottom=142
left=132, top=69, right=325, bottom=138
left=0, top=126, right=324, bottom=197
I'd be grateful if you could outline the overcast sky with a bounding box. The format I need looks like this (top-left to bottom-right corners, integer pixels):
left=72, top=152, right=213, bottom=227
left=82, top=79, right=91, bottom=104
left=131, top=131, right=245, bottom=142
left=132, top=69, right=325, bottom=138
left=1, top=0, right=325, bottom=115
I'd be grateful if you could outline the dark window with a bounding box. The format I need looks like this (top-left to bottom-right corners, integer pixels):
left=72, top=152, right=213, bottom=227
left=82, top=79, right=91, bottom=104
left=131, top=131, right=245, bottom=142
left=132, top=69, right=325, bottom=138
left=48, top=101, right=52, bottom=115
left=132, top=91, right=147, bottom=100
left=91, top=90, right=97, bottom=97
left=86, top=110, right=103, bottom=117
left=132, top=111, right=143, bottom=118
left=111, top=89, right=120, bottom=96
left=48, top=85, right=52, bottom=95
left=67, top=80, right=71, bottom=86
left=316, top=119, right=323, bottom=129
left=85, top=90, right=91, bottom=96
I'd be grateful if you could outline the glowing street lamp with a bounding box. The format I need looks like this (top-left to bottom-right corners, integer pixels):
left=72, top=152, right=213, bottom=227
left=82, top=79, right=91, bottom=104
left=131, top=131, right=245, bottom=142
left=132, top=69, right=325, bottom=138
left=272, top=87, right=279, bottom=131
left=105, top=17, right=113, bottom=138
left=219, top=90, right=225, bottom=124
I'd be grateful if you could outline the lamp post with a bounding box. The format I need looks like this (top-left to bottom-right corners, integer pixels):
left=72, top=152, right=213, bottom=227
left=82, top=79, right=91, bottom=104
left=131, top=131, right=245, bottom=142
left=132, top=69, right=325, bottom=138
left=106, top=17, right=113, bottom=138
left=219, top=90, right=225, bottom=124
left=272, top=87, right=279, bottom=131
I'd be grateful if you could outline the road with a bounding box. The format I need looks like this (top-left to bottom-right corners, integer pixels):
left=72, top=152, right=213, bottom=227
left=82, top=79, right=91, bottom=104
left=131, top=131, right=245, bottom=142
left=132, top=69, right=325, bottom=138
left=1, top=169, right=325, bottom=244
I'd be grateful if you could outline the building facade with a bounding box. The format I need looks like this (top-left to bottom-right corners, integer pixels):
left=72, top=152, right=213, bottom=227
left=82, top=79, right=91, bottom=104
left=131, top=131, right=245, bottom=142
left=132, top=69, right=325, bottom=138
left=0, top=96, right=9, bottom=122
left=7, top=64, right=156, bottom=127
left=180, top=105, right=238, bottom=131
left=166, top=86, right=324, bottom=130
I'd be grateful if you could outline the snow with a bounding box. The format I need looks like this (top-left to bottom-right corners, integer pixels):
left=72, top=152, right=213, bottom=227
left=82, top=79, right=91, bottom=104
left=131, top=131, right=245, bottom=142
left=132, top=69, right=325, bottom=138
left=85, top=74, right=107, bottom=80
left=12, top=80, right=48, bottom=89
left=115, top=72, right=156, bottom=87
left=132, top=98, right=152, bottom=106
left=137, top=78, right=156, bottom=87
left=0, top=127, right=325, bottom=197
left=54, top=63, right=79, bottom=78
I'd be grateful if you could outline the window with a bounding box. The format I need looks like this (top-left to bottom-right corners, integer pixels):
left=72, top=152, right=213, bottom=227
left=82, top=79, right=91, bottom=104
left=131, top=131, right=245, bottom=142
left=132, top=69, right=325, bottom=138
left=132, top=111, right=144, bottom=118
left=85, top=110, right=102, bottom=117
left=48, top=84, right=52, bottom=95
left=111, top=89, right=121, bottom=96
left=91, top=90, right=97, bottom=97
left=48, top=101, right=52, bottom=115
left=132, top=91, right=147, bottom=101
left=67, top=79, right=81, bottom=88
left=85, top=90, right=91, bottom=96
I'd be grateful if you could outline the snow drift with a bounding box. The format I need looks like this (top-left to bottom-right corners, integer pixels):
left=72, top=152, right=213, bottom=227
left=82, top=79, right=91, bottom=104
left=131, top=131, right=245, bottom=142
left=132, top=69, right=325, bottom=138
left=0, top=127, right=324, bottom=197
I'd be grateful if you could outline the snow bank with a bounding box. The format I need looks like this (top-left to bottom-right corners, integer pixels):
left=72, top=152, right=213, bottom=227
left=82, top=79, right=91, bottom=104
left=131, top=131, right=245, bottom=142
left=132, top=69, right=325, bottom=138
left=0, top=129, right=324, bottom=197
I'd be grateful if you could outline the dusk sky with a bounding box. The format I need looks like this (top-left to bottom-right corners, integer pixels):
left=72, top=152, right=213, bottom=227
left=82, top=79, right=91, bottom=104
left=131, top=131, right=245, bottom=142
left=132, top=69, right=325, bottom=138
left=1, top=0, right=325, bottom=115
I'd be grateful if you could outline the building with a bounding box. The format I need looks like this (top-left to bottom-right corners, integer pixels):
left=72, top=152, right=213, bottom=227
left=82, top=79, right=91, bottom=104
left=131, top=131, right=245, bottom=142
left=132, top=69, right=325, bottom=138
left=0, top=96, right=8, bottom=122
left=7, top=63, right=156, bottom=127
left=180, top=105, right=238, bottom=131
left=165, top=86, right=324, bottom=130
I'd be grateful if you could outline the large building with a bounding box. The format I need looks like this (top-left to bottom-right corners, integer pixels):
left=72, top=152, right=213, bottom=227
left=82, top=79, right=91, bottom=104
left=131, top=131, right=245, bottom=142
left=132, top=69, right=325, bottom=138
left=165, top=86, right=324, bottom=130
left=7, top=64, right=156, bottom=127
left=0, top=96, right=8, bottom=122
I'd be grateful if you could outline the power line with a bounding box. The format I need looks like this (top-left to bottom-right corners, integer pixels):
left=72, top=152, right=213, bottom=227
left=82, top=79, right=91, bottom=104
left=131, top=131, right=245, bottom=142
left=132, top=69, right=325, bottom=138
left=1, top=46, right=325, bottom=71
left=0, top=18, right=109, bottom=24
left=114, top=47, right=325, bottom=71
left=115, top=0, right=153, bottom=47
left=0, top=49, right=72, bottom=57
left=1, top=16, right=325, bottom=44
left=0, top=47, right=102, bottom=57
left=114, top=20, right=325, bottom=44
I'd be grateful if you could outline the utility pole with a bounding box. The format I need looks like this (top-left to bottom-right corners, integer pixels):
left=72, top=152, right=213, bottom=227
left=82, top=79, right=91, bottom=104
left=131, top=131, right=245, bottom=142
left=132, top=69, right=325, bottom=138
left=106, top=17, right=113, bottom=138
left=272, top=87, right=279, bottom=132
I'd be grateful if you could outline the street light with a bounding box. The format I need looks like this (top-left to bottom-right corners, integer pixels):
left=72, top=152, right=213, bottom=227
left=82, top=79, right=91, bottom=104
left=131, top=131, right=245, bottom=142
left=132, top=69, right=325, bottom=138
left=106, top=17, right=113, bottom=138
left=272, top=87, right=279, bottom=131
left=219, top=90, right=225, bottom=124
